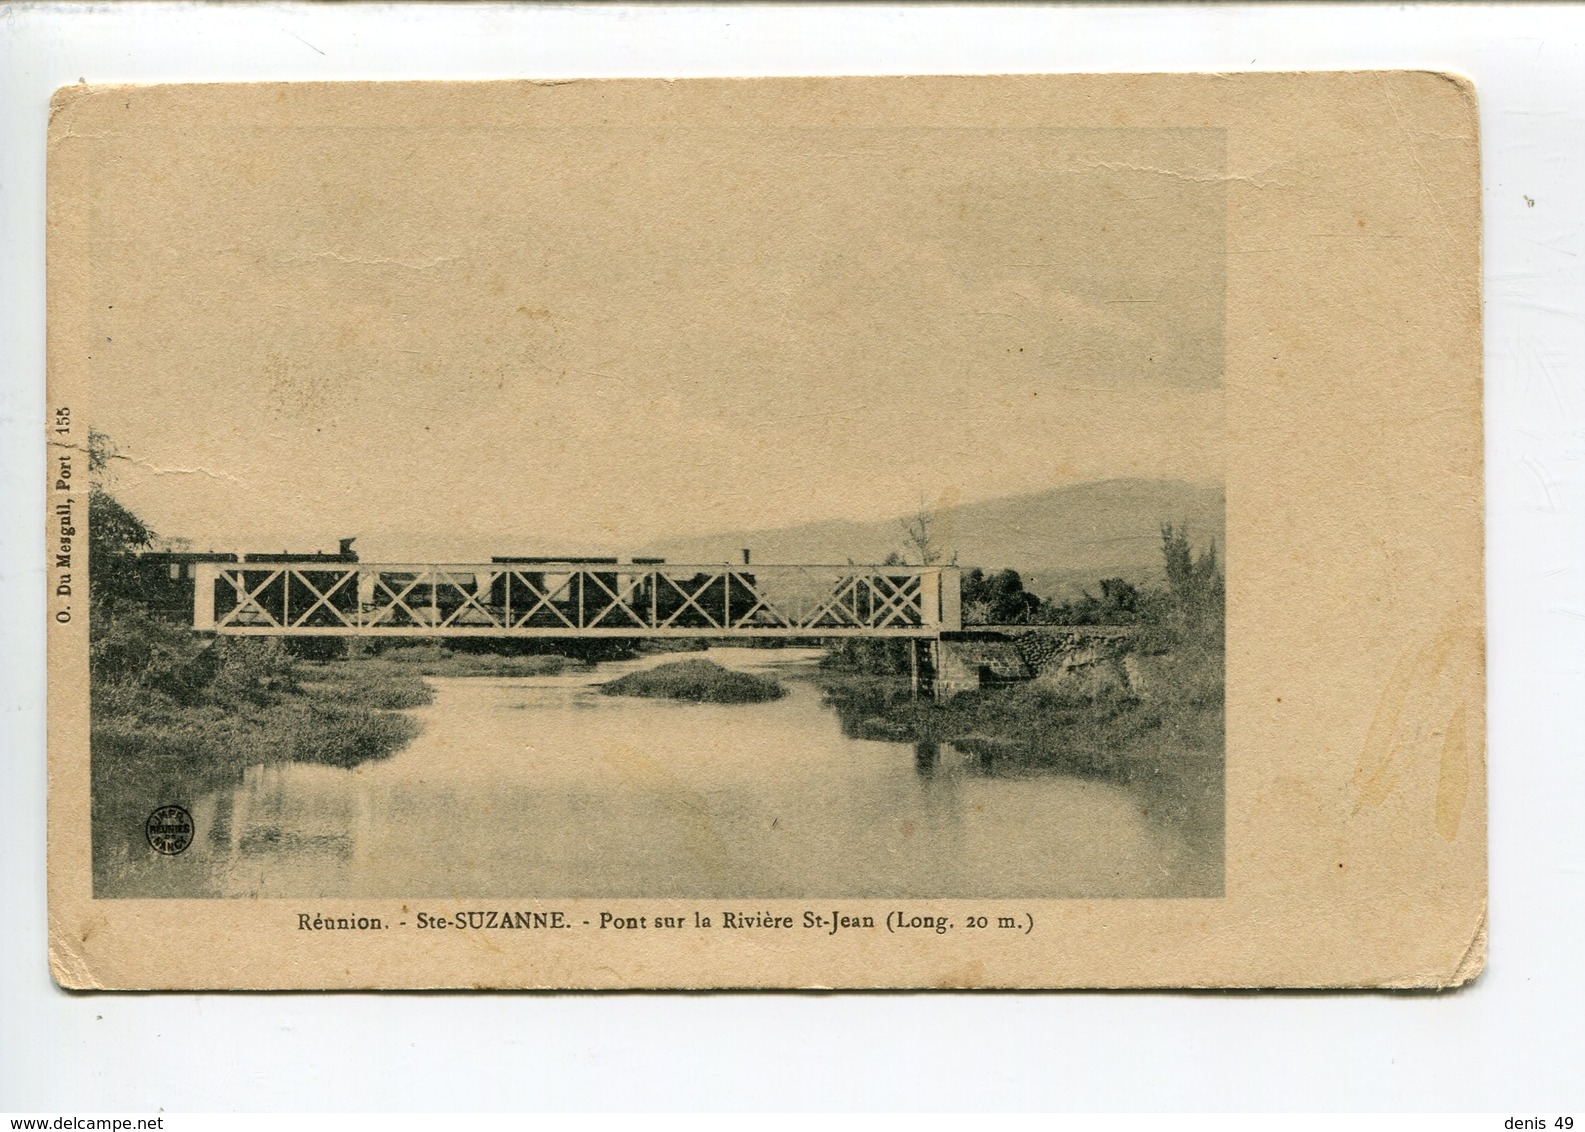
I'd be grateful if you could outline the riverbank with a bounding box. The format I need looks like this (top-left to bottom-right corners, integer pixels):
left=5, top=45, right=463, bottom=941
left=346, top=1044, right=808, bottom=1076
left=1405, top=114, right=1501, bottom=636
left=89, top=635, right=616, bottom=894
left=809, top=649, right=1224, bottom=861
left=90, top=637, right=599, bottom=806
left=92, top=645, right=424, bottom=796
left=812, top=644, right=1224, bottom=777
left=352, top=642, right=585, bottom=678
left=95, top=642, right=1220, bottom=900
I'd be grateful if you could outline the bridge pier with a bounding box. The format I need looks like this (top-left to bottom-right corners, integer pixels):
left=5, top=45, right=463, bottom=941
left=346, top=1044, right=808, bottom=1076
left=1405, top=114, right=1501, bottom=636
left=933, top=633, right=1035, bottom=698
left=931, top=627, right=1143, bottom=700
left=910, top=637, right=939, bottom=700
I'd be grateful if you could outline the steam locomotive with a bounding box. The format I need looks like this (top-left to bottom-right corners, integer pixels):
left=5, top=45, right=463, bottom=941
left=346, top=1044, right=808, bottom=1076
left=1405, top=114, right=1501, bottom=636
left=127, top=539, right=361, bottom=624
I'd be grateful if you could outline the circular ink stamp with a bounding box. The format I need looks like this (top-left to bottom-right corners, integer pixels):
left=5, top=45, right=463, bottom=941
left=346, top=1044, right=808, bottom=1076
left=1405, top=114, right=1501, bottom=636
left=145, top=805, right=194, bottom=855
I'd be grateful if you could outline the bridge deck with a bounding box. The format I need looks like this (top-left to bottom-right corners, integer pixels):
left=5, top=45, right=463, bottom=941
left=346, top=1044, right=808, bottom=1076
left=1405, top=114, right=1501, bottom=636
left=193, top=561, right=962, bottom=638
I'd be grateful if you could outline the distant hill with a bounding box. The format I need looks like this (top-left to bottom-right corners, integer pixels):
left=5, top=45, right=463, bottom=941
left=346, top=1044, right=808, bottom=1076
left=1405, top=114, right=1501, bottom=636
left=637, top=478, right=1225, bottom=600
left=318, top=478, right=1224, bottom=600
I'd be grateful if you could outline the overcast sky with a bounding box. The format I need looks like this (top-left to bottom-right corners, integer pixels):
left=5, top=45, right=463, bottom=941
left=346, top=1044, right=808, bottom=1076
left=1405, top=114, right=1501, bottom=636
left=87, top=97, right=1224, bottom=557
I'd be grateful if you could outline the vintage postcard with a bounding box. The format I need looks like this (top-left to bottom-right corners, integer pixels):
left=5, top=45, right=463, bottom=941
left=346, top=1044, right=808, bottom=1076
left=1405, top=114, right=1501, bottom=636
left=46, top=73, right=1484, bottom=989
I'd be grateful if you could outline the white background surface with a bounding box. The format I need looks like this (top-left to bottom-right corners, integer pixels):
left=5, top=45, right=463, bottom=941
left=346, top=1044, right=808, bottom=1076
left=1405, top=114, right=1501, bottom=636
left=2, top=3, right=1581, bottom=1112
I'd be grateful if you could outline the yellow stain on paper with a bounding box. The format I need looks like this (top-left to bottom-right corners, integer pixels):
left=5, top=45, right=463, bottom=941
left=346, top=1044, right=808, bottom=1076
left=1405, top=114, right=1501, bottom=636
left=1354, top=620, right=1481, bottom=840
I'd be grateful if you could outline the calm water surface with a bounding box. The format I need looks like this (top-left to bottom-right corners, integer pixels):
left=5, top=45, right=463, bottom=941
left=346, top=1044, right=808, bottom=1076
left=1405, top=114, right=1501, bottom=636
left=99, top=648, right=1220, bottom=898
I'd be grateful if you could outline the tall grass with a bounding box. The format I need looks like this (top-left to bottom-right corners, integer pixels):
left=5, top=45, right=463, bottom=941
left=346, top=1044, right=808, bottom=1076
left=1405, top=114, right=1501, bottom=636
left=91, top=610, right=437, bottom=812
left=362, top=644, right=580, bottom=678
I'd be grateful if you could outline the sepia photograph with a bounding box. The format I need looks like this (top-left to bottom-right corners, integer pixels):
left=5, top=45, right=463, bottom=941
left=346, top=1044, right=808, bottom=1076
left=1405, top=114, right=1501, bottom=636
left=80, top=108, right=1225, bottom=903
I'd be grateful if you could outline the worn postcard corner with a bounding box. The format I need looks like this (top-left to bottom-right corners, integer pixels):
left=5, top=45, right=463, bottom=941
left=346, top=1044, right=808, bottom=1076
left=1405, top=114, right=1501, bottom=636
left=45, top=72, right=1483, bottom=991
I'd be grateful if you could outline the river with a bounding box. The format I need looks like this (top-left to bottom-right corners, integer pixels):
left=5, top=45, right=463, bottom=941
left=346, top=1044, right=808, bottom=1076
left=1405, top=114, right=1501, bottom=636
left=96, top=647, right=1221, bottom=899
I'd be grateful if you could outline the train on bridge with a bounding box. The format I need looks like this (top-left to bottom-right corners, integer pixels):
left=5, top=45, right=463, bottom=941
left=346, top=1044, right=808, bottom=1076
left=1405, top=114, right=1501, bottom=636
left=136, top=542, right=960, bottom=639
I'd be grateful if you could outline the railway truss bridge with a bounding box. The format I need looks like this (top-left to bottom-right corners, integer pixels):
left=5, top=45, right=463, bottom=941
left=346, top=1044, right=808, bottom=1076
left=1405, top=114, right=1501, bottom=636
left=192, top=560, right=963, bottom=692
left=193, top=560, right=962, bottom=639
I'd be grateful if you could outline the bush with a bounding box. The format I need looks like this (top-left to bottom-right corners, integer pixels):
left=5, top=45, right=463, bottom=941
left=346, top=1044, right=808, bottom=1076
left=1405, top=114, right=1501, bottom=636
left=285, top=637, right=349, bottom=661
left=206, top=638, right=299, bottom=706
left=89, top=601, right=214, bottom=703
left=961, top=568, right=1041, bottom=625
left=820, top=638, right=911, bottom=675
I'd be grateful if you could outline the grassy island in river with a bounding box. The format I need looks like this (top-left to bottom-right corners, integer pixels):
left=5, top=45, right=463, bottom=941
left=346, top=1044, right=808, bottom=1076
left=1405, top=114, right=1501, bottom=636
left=600, top=659, right=787, bottom=704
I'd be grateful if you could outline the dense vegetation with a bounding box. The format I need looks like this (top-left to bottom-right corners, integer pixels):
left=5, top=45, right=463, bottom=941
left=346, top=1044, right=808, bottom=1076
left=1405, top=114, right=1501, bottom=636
left=960, top=524, right=1223, bottom=633
left=600, top=659, right=786, bottom=704
left=820, top=523, right=1225, bottom=789
left=86, top=435, right=444, bottom=834
left=826, top=524, right=1222, bottom=682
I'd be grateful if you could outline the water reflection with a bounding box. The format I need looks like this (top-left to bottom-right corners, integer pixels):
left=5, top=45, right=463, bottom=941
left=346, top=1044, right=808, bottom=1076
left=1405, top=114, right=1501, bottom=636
left=95, top=647, right=1222, bottom=900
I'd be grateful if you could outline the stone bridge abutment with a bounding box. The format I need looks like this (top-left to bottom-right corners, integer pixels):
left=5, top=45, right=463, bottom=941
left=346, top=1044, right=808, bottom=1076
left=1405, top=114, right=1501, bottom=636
left=934, top=625, right=1149, bottom=699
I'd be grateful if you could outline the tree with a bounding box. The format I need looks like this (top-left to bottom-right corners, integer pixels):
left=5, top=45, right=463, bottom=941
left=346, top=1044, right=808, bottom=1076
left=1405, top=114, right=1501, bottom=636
left=961, top=566, right=1041, bottom=625
left=87, top=429, right=156, bottom=613
left=1159, top=523, right=1224, bottom=644
left=898, top=503, right=942, bottom=566
left=1098, top=577, right=1140, bottom=615
left=84, top=430, right=224, bottom=695
left=1161, top=522, right=1194, bottom=597
left=897, top=495, right=961, bottom=567
left=1031, top=576, right=1142, bottom=626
